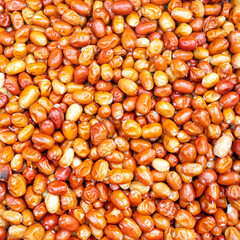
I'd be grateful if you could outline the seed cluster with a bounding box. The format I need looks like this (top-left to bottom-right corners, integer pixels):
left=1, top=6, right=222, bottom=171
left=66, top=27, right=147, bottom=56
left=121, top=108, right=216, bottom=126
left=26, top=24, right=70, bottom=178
left=0, top=0, right=240, bottom=240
